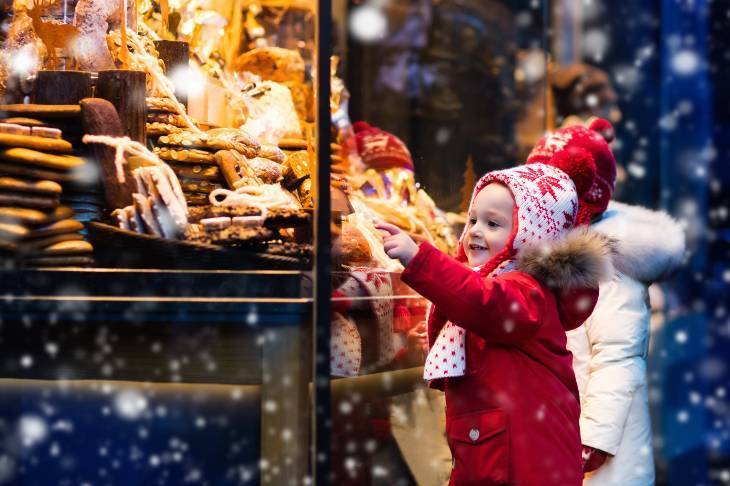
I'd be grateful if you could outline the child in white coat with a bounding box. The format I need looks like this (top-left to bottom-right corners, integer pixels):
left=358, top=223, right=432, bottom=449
left=527, top=119, right=686, bottom=485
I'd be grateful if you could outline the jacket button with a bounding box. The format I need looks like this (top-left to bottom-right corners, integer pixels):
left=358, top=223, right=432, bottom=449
left=469, top=427, right=480, bottom=442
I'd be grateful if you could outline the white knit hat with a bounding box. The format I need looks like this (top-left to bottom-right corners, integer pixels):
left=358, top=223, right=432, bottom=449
left=457, top=162, right=591, bottom=276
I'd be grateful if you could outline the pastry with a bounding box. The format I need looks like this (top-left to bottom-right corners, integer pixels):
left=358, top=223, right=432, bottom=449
left=258, top=144, right=286, bottom=164
left=74, top=0, right=119, bottom=71
left=215, top=150, right=260, bottom=188
left=247, top=157, right=282, bottom=184
left=232, top=47, right=306, bottom=84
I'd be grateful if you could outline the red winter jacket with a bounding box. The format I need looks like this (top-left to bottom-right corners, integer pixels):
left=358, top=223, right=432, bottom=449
left=402, top=242, right=603, bottom=486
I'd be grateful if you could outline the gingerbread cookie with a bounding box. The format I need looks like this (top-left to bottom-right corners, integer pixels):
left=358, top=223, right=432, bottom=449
left=0, top=221, right=29, bottom=241
left=0, top=193, right=59, bottom=210
left=184, top=192, right=211, bottom=206
left=0, top=147, right=84, bottom=171
left=179, top=179, right=224, bottom=194
left=146, top=97, right=179, bottom=114
left=29, top=219, right=84, bottom=239
left=154, top=147, right=216, bottom=165
left=0, top=177, right=62, bottom=196
left=25, top=256, right=94, bottom=267
left=165, top=162, right=223, bottom=182
left=146, top=122, right=184, bottom=137
left=147, top=112, right=190, bottom=128
left=0, top=117, right=46, bottom=127
left=20, top=233, right=85, bottom=253
left=158, top=131, right=258, bottom=158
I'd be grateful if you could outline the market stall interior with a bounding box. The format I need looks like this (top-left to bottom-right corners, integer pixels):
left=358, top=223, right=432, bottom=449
left=0, top=0, right=462, bottom=482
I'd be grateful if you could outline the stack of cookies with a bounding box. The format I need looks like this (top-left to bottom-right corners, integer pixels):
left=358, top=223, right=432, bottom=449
left=151, top=128, right=271, bottom=206
left=0, top=112, right=94, bottom=267
left=146, top=97, right=196, bottom=138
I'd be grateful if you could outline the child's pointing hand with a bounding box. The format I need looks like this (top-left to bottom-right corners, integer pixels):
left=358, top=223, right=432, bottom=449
left=375, top=221, right=419, bottom=267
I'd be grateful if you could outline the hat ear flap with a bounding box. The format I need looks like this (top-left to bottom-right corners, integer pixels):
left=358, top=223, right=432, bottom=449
left=549, top=146, right=597, bottom=197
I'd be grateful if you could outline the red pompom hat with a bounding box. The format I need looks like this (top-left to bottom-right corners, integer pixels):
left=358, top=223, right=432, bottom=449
left=353, top=121, right=414, bottom=172
left=526, top=118, right=617, bottom=226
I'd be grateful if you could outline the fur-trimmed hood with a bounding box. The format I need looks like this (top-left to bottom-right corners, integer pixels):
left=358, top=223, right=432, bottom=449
left=515, top=228, right=614, bottom=290
left=592, top=201, right=686, bottom=283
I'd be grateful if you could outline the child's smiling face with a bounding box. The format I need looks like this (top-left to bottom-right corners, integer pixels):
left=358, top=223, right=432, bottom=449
left=463, top=183, right=515, bottom=268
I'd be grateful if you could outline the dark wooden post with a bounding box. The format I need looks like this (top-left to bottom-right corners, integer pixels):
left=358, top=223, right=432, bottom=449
left=33, top=70, right=92, bottom=105
left=96, top=70, right=147, bottom=144
left=154, top=40, right=190, bottom=107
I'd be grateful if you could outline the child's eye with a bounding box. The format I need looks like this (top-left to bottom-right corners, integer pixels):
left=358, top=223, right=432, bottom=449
left=469, top=218, right=477, bottom=225
left=487, top=220, right=500, bottom=228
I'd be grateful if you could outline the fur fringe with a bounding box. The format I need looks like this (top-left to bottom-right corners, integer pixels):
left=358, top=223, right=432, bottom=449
left=593, top=201, right=686, bottom=282
left=516, top=228, right=614, bottom=289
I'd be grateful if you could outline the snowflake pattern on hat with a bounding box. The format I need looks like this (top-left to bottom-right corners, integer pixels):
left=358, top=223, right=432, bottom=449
left=468, top=163, right=579, bottom=250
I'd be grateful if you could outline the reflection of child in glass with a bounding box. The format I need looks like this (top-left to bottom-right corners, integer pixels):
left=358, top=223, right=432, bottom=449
left=377, top=161, right=612, bottom=485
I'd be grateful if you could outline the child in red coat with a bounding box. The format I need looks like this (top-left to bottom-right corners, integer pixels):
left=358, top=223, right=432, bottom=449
left=377, top=162, right=612, bottom=485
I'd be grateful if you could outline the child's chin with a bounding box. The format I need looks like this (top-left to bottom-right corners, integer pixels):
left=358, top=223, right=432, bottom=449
left=467, top=252, right=490, bottom=267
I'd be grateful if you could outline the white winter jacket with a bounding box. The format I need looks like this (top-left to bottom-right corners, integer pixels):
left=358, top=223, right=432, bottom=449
left=567, top=201, right=685, bottom=485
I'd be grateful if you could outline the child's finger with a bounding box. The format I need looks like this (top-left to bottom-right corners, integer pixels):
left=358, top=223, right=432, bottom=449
left=374, top=221, right=402, bottom=236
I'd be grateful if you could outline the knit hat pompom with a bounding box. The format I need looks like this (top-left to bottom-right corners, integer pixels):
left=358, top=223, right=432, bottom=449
left=588, top=118, right=615, bottom=143
left=549, top=146, right=597, bottom=198
left=352, top=121, right=372, bottom=133
left=353, top=121, right=414, bottom=171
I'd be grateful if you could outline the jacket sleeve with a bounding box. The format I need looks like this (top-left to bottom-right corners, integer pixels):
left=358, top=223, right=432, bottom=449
left=580, top=273, right=650, bottom=455
left=401, top=243, right=545, bottom=346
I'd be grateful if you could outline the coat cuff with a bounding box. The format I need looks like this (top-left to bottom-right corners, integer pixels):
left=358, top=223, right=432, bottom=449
left=401, top=242, right=436, bottom=290
left=579, top=417, right=623, bottom=455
